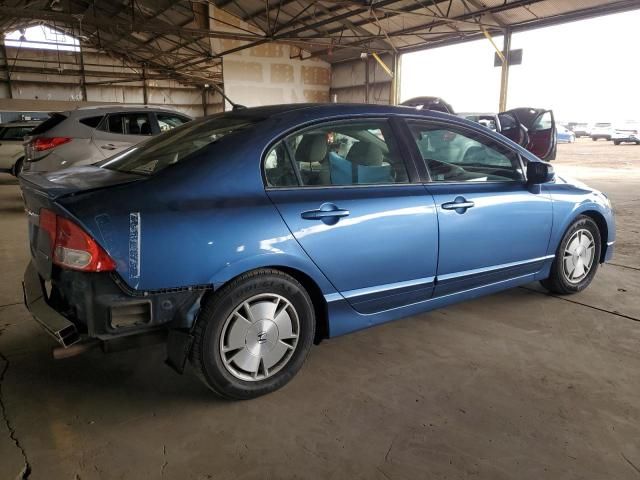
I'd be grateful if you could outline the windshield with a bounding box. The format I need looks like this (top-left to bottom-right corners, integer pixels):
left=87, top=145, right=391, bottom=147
left=99, top=115, right=259, bottom=176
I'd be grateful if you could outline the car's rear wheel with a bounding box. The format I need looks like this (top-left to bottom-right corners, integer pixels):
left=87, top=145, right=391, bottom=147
left=190, top=269, right=315, bottom=400
left=614, top=140, right=621, bottom=145
left=12, top=157, right=24, bottom=177
left=540, top=216, right=601, bottom=295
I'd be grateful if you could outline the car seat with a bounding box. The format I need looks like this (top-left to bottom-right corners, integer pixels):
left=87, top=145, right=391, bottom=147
left=140, top=121, right=152, bottom=135
left=295, top=134, right=327, bottom=185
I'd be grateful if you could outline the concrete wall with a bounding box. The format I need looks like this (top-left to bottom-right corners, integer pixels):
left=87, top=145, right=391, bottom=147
left=330, top=54, right=395, bottom=105
left=211, top=8, right=331, bottom=108
left=0, top=44, right=223, bottom=118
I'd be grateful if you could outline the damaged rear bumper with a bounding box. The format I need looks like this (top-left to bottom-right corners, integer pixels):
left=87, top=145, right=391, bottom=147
left=23, top=261, right=80, bottom=347
left=22, top=260, right=207, bottom=360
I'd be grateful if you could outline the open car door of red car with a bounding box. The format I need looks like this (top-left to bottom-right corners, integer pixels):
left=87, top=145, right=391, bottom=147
left=499, top=108, right=557, bottom=161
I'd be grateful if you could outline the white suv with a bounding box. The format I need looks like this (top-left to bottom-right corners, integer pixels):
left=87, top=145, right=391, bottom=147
left=590, top=123, right=615, bottom=141
left=24, top=106, right=191, bottom=173
left=612, top=123, right=640, bottom=145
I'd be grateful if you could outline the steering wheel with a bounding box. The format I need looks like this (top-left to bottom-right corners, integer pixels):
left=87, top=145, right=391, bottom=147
left=427, top=159, right=465, bottom=179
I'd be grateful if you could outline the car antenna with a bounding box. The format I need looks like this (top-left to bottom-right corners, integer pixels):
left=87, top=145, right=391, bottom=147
left=206, top=83, right=246, bottom=111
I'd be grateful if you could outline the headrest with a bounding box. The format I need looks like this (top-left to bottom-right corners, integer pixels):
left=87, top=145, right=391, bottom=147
left=295, top=134, right=327, bottom=163
left=347, top=142, right=384, bottom=166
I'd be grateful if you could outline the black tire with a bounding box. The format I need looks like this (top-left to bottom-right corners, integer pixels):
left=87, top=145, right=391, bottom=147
left=591, top=137, right=597, bottom=141
left=190, top=269, right=315, bottom=400
left=540, top=216, right=601, bottom=295
left=12, top=157, right=24, bottom=177
left=614, top=140, right=621, bottom=146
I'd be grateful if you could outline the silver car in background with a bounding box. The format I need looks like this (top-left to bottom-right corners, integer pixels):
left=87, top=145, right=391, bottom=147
left=0, top=120, right=41, bottom=175
left=24, top=106, right=191, bottom=172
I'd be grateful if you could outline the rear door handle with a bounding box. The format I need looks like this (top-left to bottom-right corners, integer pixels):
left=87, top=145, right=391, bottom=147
left=100, top=144, right=117, bottom=150
left=301, top=203, right=350, bottom=224
left=301, top=209, right=350, bottom=220
left=442, top=198, right=475, bottom=212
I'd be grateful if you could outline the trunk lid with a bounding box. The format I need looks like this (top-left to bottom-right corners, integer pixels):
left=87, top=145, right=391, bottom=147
left=19, top=166, right=142, bottom=279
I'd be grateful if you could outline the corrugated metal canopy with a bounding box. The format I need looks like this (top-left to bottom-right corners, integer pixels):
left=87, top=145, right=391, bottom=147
left=0, top=0, right=637, bottom=78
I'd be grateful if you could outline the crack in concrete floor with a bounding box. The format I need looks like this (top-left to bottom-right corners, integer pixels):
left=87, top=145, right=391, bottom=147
left=0, top=350, right=31, bottom=479
left=520, top=286, right=640, bottom=323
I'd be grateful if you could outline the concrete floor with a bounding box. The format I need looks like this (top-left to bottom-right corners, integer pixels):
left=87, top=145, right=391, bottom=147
left=1, top=140, right=639, bottom=479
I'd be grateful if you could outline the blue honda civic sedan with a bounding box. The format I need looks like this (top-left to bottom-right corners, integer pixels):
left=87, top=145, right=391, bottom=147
left=20, top=104, right=615, bottom=399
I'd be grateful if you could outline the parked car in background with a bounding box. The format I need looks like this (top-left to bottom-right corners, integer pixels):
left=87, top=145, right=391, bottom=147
left=571, top=123, right=591, bottom=137
left=404, top=98, right=558, bottom=161
left=0, top=120, right=40, bottom=176
left=590, top=123, right=614, bottom=141
left=612, top=123, right=640, bottom=145
left=458, top=113, right=499, bottom=131
left=20, top=103, right=614, bottom=399
left=557, top=125, right=576, bottom=143
left=400, top=96, right=455, bottom=114
left=24, top=106, right=192, bottom=173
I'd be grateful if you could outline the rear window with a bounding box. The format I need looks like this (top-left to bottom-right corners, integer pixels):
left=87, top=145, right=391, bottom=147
left=31, top=113, right=67, bottom=135
left=157, top=113, right=190, bottom=132
left=100, top=116, right=258, bottom=176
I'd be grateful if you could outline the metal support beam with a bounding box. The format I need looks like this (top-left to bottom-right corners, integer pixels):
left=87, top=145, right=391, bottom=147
left=389, top=53, right=399, bottom=105
left=202, top=87, right=208, bottom=116
left=78, top=45, right=88, bottom=101
left=364, top=56, right=370, bottom=104
left=142, top=64, right=148, bottom=105
left=1, top=41, right=12, bottom=99
left=499, top=28, right=512, bottom=112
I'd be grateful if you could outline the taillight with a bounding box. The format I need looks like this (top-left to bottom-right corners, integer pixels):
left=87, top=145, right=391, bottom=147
left=32, top=137, right=72, bottom=152
left=39, top=208, right=116, bottom=272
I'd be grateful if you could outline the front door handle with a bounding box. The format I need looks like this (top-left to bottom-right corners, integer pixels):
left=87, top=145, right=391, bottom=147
left=442, top=197, right=475, bottom=213
left=301, top=203, right=350, bottom=225
left=100, top=144, right=117, bottom=150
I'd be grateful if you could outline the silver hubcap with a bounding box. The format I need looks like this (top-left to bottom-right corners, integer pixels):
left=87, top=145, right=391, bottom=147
left=219, top=294, right=299, bottom=382
left=563, top=229, right=596, bottom=284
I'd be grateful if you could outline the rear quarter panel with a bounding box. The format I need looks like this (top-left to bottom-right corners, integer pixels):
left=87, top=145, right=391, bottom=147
left=57, top=133, right=337, bottom=296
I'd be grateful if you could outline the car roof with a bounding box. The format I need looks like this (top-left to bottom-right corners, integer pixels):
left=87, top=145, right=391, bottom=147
left=215, top=102, right=464, bottom=123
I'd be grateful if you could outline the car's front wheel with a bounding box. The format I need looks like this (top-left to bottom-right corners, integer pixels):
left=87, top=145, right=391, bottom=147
left=540, top=216, right=601, bottom=295
left=191, top=269, right=315, bottom=400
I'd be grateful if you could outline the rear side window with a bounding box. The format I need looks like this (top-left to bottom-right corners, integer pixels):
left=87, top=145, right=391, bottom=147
left=157, top=113, right=190, bottom=132
left=100, top=116, right=256, bottom=176
left=99, top=113, right=153, bottom=136
left=79, top=116, right=103, bottom=128
left=31, top=113, right=67, bottom=135
left=0, top=126, right=35, bottom=140
left=265, top=120, right=409, bottom=187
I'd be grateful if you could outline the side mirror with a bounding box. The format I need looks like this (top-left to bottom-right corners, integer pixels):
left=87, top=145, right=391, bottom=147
left=527, top=161, right=555, bottom=185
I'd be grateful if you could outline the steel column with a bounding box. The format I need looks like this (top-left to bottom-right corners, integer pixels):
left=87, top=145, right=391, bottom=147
left=499, top=28, right=512, bottom=112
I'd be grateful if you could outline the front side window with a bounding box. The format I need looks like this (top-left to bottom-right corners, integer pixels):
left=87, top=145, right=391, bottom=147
left=265, top=120, right=410, bottom=188
left=99, top=113, right=153, bottom=136
left=157, top=113, right=190, bottom=132
left=409, top=122, right=523, bottom=183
